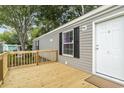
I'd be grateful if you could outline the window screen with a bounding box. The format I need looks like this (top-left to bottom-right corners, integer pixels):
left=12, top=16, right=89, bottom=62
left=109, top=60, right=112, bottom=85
left=63, top=31, right=74, bottom=56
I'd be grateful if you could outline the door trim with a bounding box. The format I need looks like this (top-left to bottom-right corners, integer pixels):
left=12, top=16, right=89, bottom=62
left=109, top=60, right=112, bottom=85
left=92, top=11, right=124, bottom=85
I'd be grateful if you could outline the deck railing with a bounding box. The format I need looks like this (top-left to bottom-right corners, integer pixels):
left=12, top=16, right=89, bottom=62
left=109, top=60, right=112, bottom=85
left=8, top=50, right=58, bottom=67
left=0, top=50, right=58, bottom=85
left=0, top=52, right=8, bottom=85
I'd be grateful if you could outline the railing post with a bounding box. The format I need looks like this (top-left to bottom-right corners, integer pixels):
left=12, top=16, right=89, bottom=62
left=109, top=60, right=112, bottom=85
left=56, top=50, right=58, bottom=62
left=0, top=52, right=8, bottom=86
left=0, top=55, right=3, bottom=85
left=36, top=51, right=39, bottom=65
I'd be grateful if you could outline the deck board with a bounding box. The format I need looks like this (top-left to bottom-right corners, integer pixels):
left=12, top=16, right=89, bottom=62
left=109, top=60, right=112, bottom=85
left=1, top=62, right=97, bottom=88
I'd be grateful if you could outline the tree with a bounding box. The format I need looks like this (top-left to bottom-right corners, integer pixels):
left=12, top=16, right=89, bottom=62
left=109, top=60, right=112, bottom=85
left=82, top=5, right=101, bottom=14
left=0, top=6, right=37, bottom=50
left=0, top=5, right=101, bottom=50
left=27, top=27, right=41, bottom=50
left=31, top=27, right=41, bottom=39
left=34, top=6, right=82, bottom=35
left=0, top=31, right=20, bottom=44
left=36, top=5, right=100, bottom=35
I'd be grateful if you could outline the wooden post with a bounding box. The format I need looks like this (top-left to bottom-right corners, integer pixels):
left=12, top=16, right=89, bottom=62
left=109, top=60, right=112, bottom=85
left=11, top=54, right=13, bottom=67
left=8, top=54, right=10, bottom=67
left=36, top=51, right=39, bottom=65
left=56, top=50, right=58, bottom=62
left=23, top=53, right=25, bottom=65
left=0, top=53, right=8, bottom=85
left=0, top=56, right=3, bottom=85
left=14, top=54, right=16, bottom=66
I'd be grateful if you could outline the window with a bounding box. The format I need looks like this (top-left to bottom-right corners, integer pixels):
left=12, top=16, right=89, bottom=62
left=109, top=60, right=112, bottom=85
left=35, top=40, right=39, bottom=50
left=63, top=30, right=74, bottom=56
left=59, top=26, right=80, bottom=58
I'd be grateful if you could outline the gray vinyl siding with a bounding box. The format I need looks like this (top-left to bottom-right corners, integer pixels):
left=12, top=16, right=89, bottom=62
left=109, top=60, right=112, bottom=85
left=33, top=6, right=124, bottom=73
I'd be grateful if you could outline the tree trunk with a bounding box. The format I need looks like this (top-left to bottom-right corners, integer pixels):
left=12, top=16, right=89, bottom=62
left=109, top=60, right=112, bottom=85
left=19, top=36, right=26, bottom=51
left=81, top=5, right=85, bottom=15
left=21, top=42, right=26, bottom=51
left=17, top=30, right=27, bottom=51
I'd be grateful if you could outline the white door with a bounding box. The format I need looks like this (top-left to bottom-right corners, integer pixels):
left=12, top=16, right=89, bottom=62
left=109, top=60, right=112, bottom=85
left=96, top=16, right=124, bottom=82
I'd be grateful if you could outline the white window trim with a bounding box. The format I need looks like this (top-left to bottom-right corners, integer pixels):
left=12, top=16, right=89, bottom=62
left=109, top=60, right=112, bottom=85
left=62, top=29, right=74, bottom=57
left=92, top=11, right=124, bottom=85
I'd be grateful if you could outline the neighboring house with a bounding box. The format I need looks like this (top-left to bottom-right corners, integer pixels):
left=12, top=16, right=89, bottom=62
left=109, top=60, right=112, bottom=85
left=33, top=5, right=124, bottom=85
left=0, top=42, right=21, bottom=53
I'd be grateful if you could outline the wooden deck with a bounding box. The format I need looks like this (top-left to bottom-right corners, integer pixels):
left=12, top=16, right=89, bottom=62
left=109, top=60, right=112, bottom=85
left=1, top=62, right=97, bottom=88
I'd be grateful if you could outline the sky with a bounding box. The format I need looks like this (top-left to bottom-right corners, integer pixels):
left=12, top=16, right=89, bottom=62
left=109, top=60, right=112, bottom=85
left=0, top=27, right=10, bottom=33
left=0, top=28, right=6, bottom=33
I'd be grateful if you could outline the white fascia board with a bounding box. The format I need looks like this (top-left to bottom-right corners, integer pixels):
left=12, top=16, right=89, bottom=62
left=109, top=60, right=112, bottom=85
left=33, top=5, right=114, bottom=41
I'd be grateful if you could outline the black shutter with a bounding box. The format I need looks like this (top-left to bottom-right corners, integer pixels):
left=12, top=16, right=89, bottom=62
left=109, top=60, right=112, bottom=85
left=59, top=32, right=62, bottom=55
left=35, top=41, right=37, bottom=50
left=38, top=40, right=39, bottom=50
left=74, top=27, right=80, bottom=58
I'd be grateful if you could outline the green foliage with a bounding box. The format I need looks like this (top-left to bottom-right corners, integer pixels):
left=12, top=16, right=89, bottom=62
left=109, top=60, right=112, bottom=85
left=83, top=5, right=101, bottom=14
left=36, top=6, right=82, bottom=35
left=0, top=5, right=101, bottom=50
left=0, top=6, right=38, bottom=50
left=36, top=5, right=100, bottom=35
left=0, top=31, right=20, bottom=44
left=31, top=27, right=41, bottom=39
